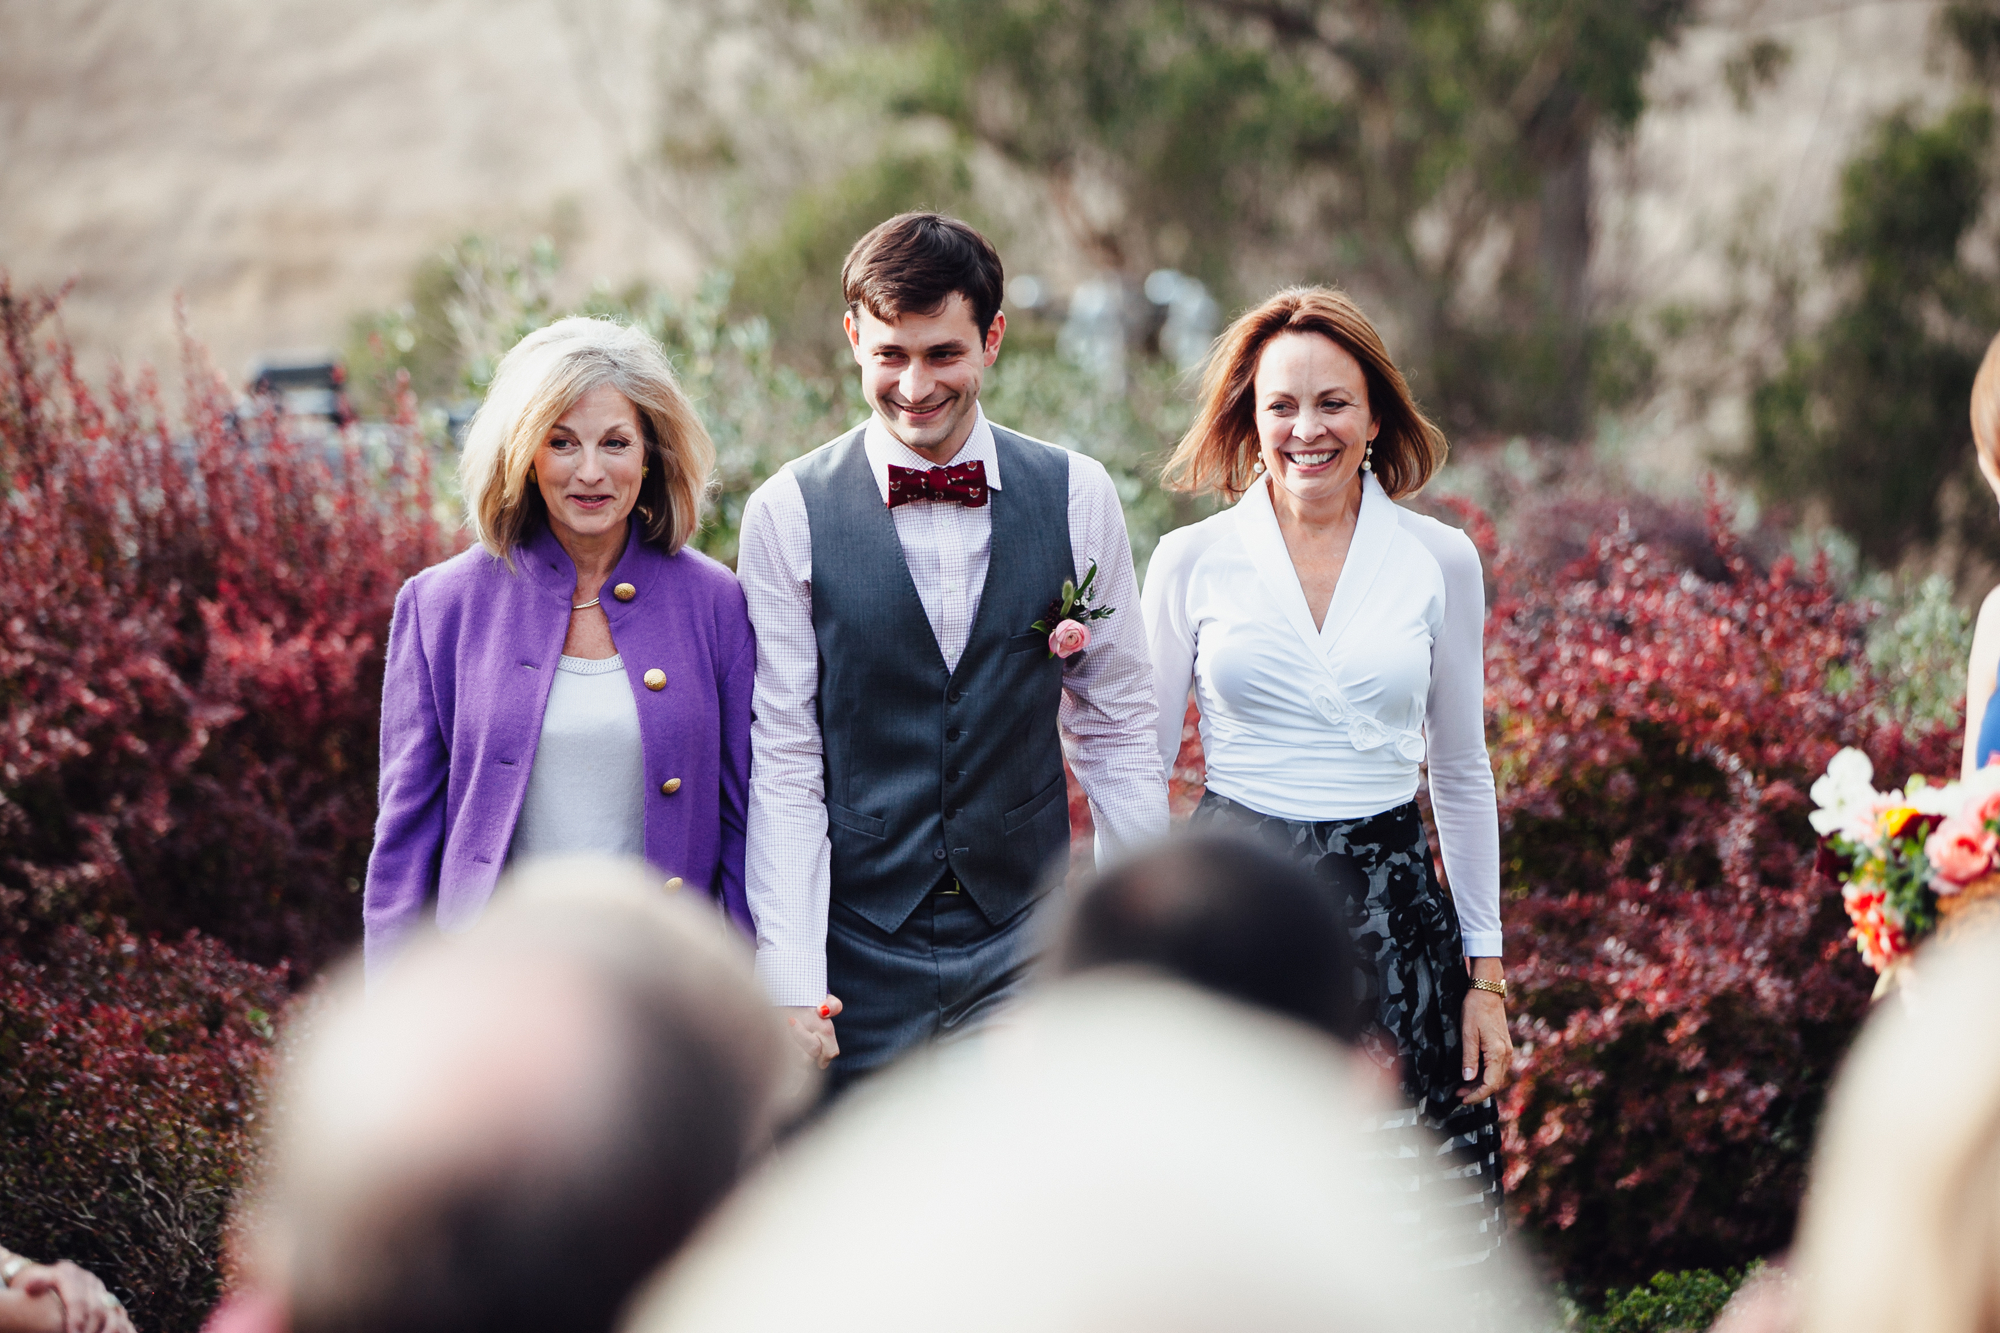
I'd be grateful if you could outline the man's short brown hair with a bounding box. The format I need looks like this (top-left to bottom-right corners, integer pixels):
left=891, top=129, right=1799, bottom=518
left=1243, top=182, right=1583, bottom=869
left=841, top=212, right=1005, bottom=338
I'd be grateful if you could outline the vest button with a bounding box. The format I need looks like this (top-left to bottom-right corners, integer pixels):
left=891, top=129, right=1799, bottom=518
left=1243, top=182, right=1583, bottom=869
left=946, top=769, right=960, bottom=783
left=946, top=727, right=961, bottom=741
left=944, top=808, right=956, bottom=820
left=933, top=847, right=947, bottom=861
left=947, top=688, right=962, bottom=703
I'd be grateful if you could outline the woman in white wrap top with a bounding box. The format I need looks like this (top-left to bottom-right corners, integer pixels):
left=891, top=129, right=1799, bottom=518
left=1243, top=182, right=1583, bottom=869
left=1142, top=285, right=1511, bottom=1269
left=1143, top=470, right=1502, bottom=955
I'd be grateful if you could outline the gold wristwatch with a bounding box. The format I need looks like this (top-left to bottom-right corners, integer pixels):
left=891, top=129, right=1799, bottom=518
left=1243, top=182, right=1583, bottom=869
left=1468, top=977, right=1509, bottom=998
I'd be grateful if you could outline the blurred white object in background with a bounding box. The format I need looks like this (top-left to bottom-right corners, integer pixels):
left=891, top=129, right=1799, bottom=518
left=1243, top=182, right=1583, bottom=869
left=1145, top=268, right=1219, bottom=372
left=1058, top=276, right=1130, bottom=394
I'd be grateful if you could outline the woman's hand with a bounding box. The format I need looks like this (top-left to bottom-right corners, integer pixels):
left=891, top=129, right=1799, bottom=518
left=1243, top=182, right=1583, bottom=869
left=784, top=994, right=843, bottom=1069
left=1458, top=959, right=1514, bottom=1104
left=10, top=1261, right=133, bottom=1333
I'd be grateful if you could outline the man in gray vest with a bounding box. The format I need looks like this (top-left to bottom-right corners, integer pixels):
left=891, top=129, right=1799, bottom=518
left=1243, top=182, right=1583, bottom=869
left=737, top=212, right=1169, bottom=1087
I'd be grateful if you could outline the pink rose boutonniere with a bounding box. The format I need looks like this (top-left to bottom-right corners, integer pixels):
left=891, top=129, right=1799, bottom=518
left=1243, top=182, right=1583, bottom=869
left=1048, top=619, right=1091, bottom=657
left=1030, top=561, right=1115, bottom=661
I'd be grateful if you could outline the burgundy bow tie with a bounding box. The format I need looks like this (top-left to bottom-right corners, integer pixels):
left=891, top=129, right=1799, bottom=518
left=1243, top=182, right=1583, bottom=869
left=887, top=459, right=990, bottom=509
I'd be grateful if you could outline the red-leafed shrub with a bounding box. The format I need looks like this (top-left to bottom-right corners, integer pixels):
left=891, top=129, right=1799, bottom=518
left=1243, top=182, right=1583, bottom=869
left=0, top=923, right=288, bottom=1333
left=0, top=279, right=455, bottom=971
left=1486, top=504, right=1955, bottom=1293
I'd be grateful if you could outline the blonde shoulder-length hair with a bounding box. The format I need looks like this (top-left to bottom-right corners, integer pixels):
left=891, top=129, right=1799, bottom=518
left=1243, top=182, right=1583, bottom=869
left=1974, top=329, right=2000, bottom=477
left=458, top=316, right=716, bottom=560
left=1162, top=286, right=1446, bottom=501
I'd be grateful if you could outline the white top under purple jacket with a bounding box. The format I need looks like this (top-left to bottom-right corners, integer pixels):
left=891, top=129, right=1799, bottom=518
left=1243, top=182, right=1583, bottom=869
left=1140, top=472, right=1502, bottom=955
left=363, top=520, right=755, bottom=974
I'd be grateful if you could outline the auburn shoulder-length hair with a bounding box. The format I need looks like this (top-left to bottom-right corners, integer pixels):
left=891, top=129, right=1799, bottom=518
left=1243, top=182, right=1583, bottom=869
left=457, top=317, right=716, bottom=561
left=1163, top=286, right=1447, bottom=501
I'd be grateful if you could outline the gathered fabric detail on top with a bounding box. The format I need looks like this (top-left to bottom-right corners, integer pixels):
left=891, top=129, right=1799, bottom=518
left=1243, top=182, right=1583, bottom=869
left=1310, top=680, right=1426, bottom=765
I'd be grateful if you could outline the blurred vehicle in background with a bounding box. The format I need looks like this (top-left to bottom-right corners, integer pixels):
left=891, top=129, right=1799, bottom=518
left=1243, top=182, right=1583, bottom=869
left=247, top=355, right=353, bottom=427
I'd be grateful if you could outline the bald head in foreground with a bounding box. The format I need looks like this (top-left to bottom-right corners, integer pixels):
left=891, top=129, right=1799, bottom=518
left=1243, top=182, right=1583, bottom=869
left=627, top=971, right=1541, bottom=1333
left=229, top=857, right=795, bottom=1333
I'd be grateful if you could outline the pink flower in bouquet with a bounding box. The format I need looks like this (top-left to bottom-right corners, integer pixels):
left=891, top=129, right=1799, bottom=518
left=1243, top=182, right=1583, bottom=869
left=1924, top=816, right=1997, bottom=888
left=1048, top=619, right=1091, bottom=659
left=1972, top=789, right=2000, bottom=829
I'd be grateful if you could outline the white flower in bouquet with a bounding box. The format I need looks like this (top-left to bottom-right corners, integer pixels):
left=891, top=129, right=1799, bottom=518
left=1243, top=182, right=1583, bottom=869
left=1810, top=747, right=1884, bottom=846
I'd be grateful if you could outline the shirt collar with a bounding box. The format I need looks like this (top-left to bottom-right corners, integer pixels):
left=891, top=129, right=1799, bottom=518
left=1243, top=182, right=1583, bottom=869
left=862, top=404, right=1003, bottom=506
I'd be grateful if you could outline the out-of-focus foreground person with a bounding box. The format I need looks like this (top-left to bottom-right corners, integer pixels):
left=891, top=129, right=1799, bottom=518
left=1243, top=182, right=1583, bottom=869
left=1143, top=285, right=1509, bottom=1265
left=223, top=856, right=793, bottom=1333
left=1961, top=333, right=2000, bottom=775
left=365, top=317, right=756, bottom=973
left=1793, top=924, right=2000, bottom=1333
left=1043, top=832, right=1363, bottom=1042
left=626, top=971, right=1537, bottom=1333
left=0, top=1249, right=131, bottom=1333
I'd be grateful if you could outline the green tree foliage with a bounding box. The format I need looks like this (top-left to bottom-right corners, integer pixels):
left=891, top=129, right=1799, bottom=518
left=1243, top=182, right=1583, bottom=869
left=763, top=0, right=1691, bottom=434
left=344, top=238, right=1208, bottom=570
left=729, top=149, right=977, bottom=365
left=345, top=234, right=564, bottom=415
left=1747, top=98, right=2000, bottom=564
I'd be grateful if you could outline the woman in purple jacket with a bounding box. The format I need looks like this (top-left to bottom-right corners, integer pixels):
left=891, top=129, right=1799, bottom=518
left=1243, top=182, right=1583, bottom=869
left=364, top=317, right=754, bottom=971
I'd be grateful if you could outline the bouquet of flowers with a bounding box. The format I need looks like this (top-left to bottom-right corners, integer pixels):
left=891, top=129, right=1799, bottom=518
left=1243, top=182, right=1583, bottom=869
left=1810, top=748, right=2000, bottom=978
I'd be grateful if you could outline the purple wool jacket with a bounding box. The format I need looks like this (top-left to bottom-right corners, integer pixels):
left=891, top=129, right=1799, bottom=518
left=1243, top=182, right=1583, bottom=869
left=364, top=520, right=754, bottom=972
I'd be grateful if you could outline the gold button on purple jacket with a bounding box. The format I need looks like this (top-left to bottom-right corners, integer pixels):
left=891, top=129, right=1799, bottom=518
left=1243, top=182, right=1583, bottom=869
left=363, top=520, right=754, bottom=973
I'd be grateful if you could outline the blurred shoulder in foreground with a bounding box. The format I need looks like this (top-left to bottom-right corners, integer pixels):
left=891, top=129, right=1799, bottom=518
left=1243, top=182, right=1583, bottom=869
left=1795, top=920, right=2000, bottom=1333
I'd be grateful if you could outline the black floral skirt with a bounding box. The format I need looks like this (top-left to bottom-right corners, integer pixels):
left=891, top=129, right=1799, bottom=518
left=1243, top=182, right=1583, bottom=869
left=1191, top=790, right=1505, bottom=1267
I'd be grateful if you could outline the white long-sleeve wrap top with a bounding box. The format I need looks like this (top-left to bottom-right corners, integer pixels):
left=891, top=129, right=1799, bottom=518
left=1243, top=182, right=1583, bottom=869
left=1141, top=472, right=1503, bottom=955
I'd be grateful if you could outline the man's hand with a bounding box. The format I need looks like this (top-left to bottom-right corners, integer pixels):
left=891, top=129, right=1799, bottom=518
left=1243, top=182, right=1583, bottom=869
left=783, top=994, right=843, bottom=1069
left=1458, top=959, right=1514, bottom=1104
left=13, top=1261, right=134, bottom=1333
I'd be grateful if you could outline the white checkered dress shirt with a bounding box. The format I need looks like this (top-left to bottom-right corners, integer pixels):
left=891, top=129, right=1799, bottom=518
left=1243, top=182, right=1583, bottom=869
left=737, top=408, right=1169, bottom=1006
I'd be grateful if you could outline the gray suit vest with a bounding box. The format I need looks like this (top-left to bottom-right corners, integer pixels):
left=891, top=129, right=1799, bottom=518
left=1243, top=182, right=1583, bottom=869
left=793, top=424, right=1075, bottom=934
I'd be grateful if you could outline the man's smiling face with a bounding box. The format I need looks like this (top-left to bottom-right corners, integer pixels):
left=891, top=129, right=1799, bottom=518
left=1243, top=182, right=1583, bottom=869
left=845, top=293, right=1005, bottom=463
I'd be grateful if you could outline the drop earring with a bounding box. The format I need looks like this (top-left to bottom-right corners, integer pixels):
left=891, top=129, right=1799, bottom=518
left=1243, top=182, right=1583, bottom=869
left=1362, top=441, right=1374, bottom=473
left=642, top=465, right=650, bottom=477
left=527, top=465, right=537, bottom=482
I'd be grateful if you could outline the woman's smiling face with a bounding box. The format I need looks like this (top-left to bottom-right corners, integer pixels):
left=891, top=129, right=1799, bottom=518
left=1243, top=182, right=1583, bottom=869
left=534, top=380, right=647, bottom=550
left=1252, top=331, right=1378, bottom=512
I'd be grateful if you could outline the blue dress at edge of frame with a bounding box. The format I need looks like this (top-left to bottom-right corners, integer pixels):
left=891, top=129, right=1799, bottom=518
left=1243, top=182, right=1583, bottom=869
left=1979, top=661, right=2000, bottom=769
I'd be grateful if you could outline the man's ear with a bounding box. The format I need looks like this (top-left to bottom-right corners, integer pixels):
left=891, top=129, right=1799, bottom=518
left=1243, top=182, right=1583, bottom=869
left=843, top=308, right=864, bottom=361
left=982, top=309, right=1007, bottom=366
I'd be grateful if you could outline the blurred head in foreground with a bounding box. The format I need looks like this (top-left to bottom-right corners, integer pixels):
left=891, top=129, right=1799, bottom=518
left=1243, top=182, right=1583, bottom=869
left=626, top=974, right=1537, bottom=1333
left=1795, top=923, right=2000, bottom=1333
left=243, top=856, right=792, bottom=1333
left=1043, top=832, right=1364, bottom=1043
